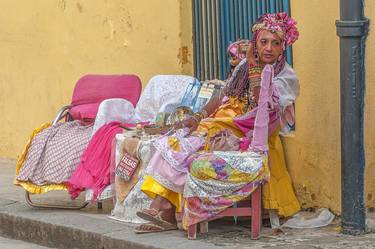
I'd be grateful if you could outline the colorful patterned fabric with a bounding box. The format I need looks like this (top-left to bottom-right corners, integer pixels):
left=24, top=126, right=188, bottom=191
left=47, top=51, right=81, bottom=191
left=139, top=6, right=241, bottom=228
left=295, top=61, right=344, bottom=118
left=183, top=151, right=269, bottom=227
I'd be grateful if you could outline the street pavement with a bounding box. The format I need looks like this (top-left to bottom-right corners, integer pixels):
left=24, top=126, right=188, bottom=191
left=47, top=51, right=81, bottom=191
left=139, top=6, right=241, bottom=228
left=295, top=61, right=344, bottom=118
left=1, top=157, right=375, bottom=249
left=0, top=236, right=53, bottom=249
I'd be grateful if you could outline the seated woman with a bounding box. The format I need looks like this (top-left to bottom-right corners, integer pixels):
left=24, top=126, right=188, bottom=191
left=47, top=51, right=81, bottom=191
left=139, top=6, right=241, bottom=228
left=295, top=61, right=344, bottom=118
left=135, top=12, right=300, bottom=233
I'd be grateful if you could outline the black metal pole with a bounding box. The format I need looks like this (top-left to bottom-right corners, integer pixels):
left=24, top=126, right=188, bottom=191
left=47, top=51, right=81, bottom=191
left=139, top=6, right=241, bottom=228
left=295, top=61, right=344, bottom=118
left=336, top=0, right=369, bottom=235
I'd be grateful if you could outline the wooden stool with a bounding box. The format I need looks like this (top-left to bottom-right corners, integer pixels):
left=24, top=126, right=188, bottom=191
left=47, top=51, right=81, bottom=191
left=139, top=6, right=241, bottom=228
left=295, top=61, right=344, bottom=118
left=187, top=186, right=262, bottom=239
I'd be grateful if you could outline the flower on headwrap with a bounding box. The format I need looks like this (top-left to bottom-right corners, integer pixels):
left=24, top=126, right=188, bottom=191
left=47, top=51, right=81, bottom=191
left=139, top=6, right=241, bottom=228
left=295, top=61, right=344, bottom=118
left=252, top=12, right=299, bottom=48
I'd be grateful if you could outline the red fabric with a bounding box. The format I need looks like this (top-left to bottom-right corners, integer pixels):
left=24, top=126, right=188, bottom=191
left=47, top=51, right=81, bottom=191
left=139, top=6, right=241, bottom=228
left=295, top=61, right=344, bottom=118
left=67, top=122, right=122, bottom=201
left=69, top=74, right=142, bottom=121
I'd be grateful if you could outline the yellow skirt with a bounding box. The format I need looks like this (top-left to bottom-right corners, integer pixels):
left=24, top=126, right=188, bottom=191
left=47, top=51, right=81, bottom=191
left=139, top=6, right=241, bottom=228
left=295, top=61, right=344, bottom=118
left=141, top=129, right=300, bottom=217
left=142, top=175, right=183, bottom=211
left=262, top=130, right=301, bottom=217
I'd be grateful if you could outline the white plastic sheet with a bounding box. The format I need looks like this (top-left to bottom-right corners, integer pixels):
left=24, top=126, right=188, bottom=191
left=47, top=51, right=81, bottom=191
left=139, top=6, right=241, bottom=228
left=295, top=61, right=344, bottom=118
left=281, top=208, right=335, bottom=229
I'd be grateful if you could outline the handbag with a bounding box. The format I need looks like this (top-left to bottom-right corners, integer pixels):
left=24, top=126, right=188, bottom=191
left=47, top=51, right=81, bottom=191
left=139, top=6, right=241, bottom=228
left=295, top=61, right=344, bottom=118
left=209, top=129, right=240, bottom=152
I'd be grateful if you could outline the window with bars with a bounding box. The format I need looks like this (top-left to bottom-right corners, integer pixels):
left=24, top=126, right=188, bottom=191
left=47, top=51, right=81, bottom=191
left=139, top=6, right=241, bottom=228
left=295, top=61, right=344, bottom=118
left=192, top=0, right=292, bottom=81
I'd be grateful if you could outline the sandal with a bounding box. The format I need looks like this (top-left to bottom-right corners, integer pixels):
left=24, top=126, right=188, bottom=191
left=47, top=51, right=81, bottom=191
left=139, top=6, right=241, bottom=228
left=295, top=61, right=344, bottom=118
left=136, top=208, right=159, bottom=222
left=134, top=222, right=177, bottom=234
left=136, top=208, right=177, bottom=229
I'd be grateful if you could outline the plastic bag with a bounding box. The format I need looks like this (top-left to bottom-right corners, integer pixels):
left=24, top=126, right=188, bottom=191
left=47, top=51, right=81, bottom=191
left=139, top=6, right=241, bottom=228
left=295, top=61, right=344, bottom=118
left=281, top=208, right=335, bottom=229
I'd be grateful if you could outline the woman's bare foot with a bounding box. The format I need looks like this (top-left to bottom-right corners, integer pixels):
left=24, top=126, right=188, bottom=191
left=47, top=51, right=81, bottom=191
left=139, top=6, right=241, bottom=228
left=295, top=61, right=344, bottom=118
left=136, top=195, right=177, bottom=225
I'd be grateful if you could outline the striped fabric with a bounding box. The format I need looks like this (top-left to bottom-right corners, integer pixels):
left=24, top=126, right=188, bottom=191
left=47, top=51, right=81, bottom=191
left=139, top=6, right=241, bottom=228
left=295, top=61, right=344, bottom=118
left=17, top=121, right=92, bottom=185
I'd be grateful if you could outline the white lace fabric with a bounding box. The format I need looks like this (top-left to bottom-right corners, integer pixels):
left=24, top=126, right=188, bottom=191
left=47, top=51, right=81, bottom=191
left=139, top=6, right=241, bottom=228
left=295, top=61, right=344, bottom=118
left=133, top=75, right=199, bottom=123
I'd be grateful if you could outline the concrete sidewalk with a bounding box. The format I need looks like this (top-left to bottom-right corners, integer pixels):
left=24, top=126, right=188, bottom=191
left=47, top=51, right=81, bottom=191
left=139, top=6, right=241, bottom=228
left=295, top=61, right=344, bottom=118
left=1, top=158, right=375, bottom=249
left=0, top=236, right=53, bottom=249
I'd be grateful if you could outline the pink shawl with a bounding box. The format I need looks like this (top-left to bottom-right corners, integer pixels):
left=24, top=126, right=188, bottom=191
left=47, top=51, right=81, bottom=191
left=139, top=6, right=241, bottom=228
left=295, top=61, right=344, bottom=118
left=233, top=65, right=280, bottom=152
left=67, top=121, right=122, bottom=201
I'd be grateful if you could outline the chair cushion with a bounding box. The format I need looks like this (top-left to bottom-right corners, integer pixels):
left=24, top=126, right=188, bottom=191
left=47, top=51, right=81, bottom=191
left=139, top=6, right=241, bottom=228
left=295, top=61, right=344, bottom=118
left=69, top=74, right=142, bottom=121
left=69, top=102, right=100, bottom=121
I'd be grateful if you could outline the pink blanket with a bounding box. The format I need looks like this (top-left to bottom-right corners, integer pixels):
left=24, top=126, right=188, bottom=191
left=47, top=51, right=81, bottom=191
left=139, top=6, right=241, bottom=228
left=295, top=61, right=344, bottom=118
left=67, top=122, right=122, bottom=201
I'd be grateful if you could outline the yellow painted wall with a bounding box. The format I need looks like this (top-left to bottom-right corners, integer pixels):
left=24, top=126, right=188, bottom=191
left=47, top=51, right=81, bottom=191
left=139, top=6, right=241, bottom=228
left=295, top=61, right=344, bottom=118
left=0, top=0, right=193, bottom=158
left=179, top=0, right=194, bottom=76
left=1, top=0, right=374, bottom=211
left=288, top=0, right=375, bottom=212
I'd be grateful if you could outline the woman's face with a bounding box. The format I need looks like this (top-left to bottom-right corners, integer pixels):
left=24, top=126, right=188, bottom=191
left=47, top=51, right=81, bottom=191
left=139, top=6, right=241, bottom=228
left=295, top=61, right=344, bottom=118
left=256, top=30, right=283, bottom=65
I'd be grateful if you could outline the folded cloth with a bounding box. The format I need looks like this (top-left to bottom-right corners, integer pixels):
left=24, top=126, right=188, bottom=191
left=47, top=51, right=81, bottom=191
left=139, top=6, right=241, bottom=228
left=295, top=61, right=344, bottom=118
left=16, top=121, right=92, bottom=186
left=67, top=121, right=122, bottom=201
left=115, top=137, right=143, bottom=203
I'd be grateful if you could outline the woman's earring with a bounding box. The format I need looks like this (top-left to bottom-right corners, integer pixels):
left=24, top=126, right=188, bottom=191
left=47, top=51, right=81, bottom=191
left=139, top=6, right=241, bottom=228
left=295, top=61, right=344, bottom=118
left=254, top=50, right=259, bottom=63
left=278, top=54, right=283, bottom=61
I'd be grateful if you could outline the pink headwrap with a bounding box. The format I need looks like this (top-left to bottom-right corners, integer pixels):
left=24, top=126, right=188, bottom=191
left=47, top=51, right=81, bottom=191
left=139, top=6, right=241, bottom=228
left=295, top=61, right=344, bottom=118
left=252, top=12, right=299, bottom=49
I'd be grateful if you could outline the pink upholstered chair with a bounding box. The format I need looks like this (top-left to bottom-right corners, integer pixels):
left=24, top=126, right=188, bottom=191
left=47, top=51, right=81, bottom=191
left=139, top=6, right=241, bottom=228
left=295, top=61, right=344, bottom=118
left=69, top=74, right=141, bottom=122
left=24, top=74, right=142, bottom=209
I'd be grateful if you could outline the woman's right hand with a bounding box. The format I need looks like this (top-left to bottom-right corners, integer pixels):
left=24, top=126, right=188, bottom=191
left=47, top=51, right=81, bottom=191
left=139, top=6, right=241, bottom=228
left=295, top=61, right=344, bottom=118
left=174, top=116, right=200, bottom=134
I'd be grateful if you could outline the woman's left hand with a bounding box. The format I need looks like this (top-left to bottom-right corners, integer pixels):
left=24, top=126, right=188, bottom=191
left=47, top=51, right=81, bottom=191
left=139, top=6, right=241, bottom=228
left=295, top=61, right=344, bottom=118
left=246, top=42, right=258, bottom=67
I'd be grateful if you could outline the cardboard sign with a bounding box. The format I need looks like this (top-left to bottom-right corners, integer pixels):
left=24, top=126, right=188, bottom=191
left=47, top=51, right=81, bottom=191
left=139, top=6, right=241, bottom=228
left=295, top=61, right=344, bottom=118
left=115, top=152, right=139, bottom=181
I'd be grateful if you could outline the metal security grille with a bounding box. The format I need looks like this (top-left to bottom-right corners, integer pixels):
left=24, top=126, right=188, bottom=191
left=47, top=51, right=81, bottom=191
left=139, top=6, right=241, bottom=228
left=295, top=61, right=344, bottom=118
left=192, top=0, right=292, bottom=81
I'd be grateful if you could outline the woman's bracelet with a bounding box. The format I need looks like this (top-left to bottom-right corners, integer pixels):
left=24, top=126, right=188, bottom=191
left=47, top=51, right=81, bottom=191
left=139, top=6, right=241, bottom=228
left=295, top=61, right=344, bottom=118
left=250, top=79, right=261, bottom=88
left=191, top=114, right=201, bottom=124
left=248, top=65, right=263, bottom=89
left=194, top=109, right=208, bottom=121
left=196, top=110, right=208, bottom=119
left=190, top=109, right=209, bottom=125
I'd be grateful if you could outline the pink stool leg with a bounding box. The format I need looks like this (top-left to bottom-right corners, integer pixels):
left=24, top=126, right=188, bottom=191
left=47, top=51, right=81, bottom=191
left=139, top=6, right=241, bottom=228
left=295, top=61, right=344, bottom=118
left=199, top=221, right=208, bottom=234
left=251, top=187, right=262, bottom=239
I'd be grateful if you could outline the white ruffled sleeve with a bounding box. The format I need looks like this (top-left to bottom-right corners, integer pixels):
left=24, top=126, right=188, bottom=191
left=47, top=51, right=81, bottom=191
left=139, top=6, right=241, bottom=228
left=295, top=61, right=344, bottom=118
left=273, top=63, right=300, bottom=110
